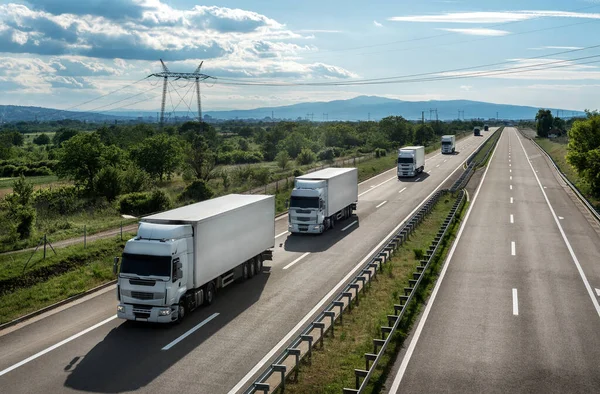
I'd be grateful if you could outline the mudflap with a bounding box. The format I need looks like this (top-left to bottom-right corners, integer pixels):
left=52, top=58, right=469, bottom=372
left=262, top=250, right=274, bottom=261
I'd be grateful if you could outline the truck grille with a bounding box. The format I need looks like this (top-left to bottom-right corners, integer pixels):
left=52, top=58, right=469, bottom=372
left=295, top=217, right=312, bottom=222
left=295, top=209, right=311, bottom=214
left=129, top=279, right=156, bottom=286
left=131, top=291, right=156, bottom=300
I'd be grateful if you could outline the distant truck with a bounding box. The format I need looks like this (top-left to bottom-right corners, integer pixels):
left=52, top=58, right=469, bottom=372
left=397, top=146, right=425, bottom=178
left=484, top=125, right=489, bottom=131
left=288, top=168, right=358, bottom=234
left=441, top=135, right=456, bottom=154
left=474, top=127, right=481, bottom=136
left=114, top=194, right=275, bottom=323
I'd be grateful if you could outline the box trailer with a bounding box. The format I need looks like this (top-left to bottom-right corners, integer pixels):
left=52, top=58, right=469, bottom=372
left=114, top=194, right=275, bottom=323
left=441, top=135, right=456, bottom=154
left=288, top=167, right=358, bottom=234
left=397, top=146, right=425, bottom=178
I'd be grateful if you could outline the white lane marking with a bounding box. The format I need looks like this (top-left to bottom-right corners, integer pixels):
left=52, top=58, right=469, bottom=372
left=415, top=177, right=422, bottom=182
left=513, top=289, right=519, bottom=316
left=510, top=169, right=512, bottom=173
left=341, top=220, right=358, bottom=232
left=515, top=129, right=600, bottom=318
left=510, top=214, right=514, bottom=224
left=162, top=313, right=219, bottom=351
left=275, top=231, right=289, bottom=239
left=388, top=125, right=502, bottom=392
left=370, top=185, right=375, bottom=188
left=358, top=176, right=396, bottom=197
left=376, top=200, right=388, bottom=209
left=465, top=189, right=470, bottom=202
left=544, top=186, right=547, bottom=189
left=596, top=288, right=600, bottom=297
left=510, top=185, right=513, bottom=190
left=510, top=197, right=514, bottom=204
left=511, top=241, right=516, bottom=256
left=428, top=170, right=433, bottom=174
left=398, top=187, right=407, bottom=194
left=0, top=315, right=118, bottom=377
left=444, top=159, right=448, bottom=163
left=436, top=164, right=440, bottom=167
left=283, top=252, right=310, bottom=270
left=509, top=164, right=511, bottom=167
left=228, top=140, right=482, bottom=394
left=559, top=216, right=564, bottom=220
left=510, top=176, right=513, bottom=180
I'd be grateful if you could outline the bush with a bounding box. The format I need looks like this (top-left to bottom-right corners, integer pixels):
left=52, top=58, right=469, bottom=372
left=375, top=148, right=387, bottom=158
left=121, top=164, right=150, bottom=194
left=297, top=148, right=317, bottom=165
left=15, top=206, right=36, bottom=239
left=95, top=167, right=122, bottom=202
left=252, top=167, right=271, bottom=186
left=119, top=190, right=172, bottom=216
left=33, top=134, right=51, bottom=145
left=178, top=180, right=214, bottom=203
left=413, top=248, right=424, bottom=260
left=0, top=164, right=18, bottom=177
left=33, top=186, right=84, bottom=216
left=318, top=147, right=335, bottom=161
left=293, top=169, right=304, bottom=177
left=218, top=150, right=264, bottom=165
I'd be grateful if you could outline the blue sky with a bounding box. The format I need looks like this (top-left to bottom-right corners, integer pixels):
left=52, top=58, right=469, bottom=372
left=0, top=0, right=599, bottom=115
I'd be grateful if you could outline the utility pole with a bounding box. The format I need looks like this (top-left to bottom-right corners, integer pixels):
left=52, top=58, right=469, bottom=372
left=148, top=59, right=215, bottom=129
left=435, top=109, right=438, bottom=122
left=368, top=112, right=370, bottom=121
left=422, top=111, right=425, bottom=124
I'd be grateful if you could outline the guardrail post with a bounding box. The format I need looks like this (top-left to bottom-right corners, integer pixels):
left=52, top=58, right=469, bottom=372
left=342, top=292, right=353, bottom=311
left=333, top=301, right=344, bottom=325
left=313, top=321, right=326, bottom=348
left=272, top=364, right=286, bottom=390
left=301, top=335, right=313, bottom=363
left=324, top=311, right=336, bottom=337
left=350, top=283, right=360, bottom=306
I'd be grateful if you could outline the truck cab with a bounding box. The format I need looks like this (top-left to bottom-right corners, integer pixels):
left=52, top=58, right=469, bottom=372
left=288, top=180, right=327, bottom=234
left=397, top=146, right=425, bottom=178
left=473, top=127, right=481, bottom=136
left=116, top=223, right=193, bottom=323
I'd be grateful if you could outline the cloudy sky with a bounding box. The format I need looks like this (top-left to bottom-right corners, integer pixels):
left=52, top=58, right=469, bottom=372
left=0, top=0, right=599, bottom=115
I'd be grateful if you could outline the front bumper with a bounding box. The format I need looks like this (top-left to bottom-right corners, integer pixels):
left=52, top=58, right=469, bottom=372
left=289, top=223, right=323, bottom=234
left=117, top=303, right=177, bottom=323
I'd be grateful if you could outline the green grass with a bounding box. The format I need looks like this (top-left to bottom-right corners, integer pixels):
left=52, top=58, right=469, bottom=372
left=535, top=137, right=600, bottom=209
left=283, top=192, right=466, bottom=394
left=473, top=129, right=502, bottom=168
left=0, top=175, right=61, bottom=190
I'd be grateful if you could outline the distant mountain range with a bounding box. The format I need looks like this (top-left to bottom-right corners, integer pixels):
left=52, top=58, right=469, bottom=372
left=0, top=96, right=586, bottom=123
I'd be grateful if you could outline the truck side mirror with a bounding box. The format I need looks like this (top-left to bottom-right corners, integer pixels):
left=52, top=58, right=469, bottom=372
left=172, top=259, right=183, bottom=282
left=285, top=199, right=289, bottom=209
left=113, top=257, right=120, bottom=276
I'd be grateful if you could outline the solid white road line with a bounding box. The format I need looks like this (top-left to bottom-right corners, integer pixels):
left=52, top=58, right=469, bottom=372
left=341, top=220, right=358, bottom=232
left=511, top=241, right=516, bottom=256
left=510, top=214, right=514, bottom=224
left=228, top=137, right=486, bottom=394
left=376, top=201, right=388, bottom=209
left=275, top=231, right=289, bottom=239
left=515, top=129, right=600, bottom=318
left=0, top=315, right=118, bottom=377
left=388, top=124, right=502, bottom=392
left=510, top=197, right=514, bottom=204
left=283, top=252, right=310, bottom=270
left=162, top=313, right=219, bottom=351
left=399, top=187, right=407, bottom=194
left=513, top=289, right=519, bottom=316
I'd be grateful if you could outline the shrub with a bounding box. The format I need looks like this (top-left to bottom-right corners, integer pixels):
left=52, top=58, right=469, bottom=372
left=293, top=169, right=304, bottom=177
left=33, top=186, right=84, bottom=216
left=413, top=248, right=424, bottom=260
left=119, top=190, right=172, bottom=216
left=296, top=148, right=317, bottom=165
left=33, top=134, right=51, bottom=145
left=251, top=167, right=271, bottom=187
left=95, top=167, right=122, bottom=202
left=375, top=148, right=387, bottom=158
left=121, top=164, right=150, bottom=194
left=318, top=147, right=335, bottom=161
left=15, top=206, right=36, bottom=239
left=178, top=180, right=214, bottom=203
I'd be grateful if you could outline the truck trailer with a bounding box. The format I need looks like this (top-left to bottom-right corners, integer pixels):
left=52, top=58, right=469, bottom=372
left=473, top=127, right=481, bottom=136
left=397, top=146, right=425, bottom=178
left=441, top=135, right=456, bottom=154
left=288, top=167, right=358, bottom=234
left=114, top=194, right=275, bottom=323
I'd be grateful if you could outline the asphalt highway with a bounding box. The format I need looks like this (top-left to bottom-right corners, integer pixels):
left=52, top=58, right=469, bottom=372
left=387, top=128, right=600, bottom=393
left=0, top=131, right=495, bottom=394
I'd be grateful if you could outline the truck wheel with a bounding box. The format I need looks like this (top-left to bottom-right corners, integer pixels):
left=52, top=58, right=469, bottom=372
left=177, top=301, right=186, bottom=323
left=249, top=260, right=256, bottom=278
left=204, top=282, right=215, bottom=306
left=242, top=263, right=249, bottom=281
left=254, top=256, right=263, bottom=275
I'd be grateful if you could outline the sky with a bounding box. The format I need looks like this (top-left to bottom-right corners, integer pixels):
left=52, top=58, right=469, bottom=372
left=0, top=0, right=599, bottom=116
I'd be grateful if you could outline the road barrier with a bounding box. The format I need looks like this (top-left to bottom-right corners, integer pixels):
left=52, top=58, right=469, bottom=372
left=516, top=128, right=600, bottom=223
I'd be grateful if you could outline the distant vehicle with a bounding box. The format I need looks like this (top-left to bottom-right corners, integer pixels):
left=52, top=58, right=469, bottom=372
left=397, top=146, right=425, bottom=178
left=474, top=127, right=481, bottom=136
left=114, top=194, right=275, bottom=323
left=484, top=125, right=489, bottom=131
left=441, top=135, right=456, bottom=154
left=288, top=167, right=358, bottom=234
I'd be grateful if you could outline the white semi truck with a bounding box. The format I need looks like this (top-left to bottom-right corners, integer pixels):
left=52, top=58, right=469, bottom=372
left=441, top=135, right=456, bottom=154
left=288, top=167, right=358, bottom=234
left=114, top=194, right=275, bottom=323
left=397, top=146, right=425, bottom=178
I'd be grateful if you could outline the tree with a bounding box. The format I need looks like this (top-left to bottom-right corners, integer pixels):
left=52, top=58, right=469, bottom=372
left=413, top=124, right=435, bottom=145
left=184, top=133, right=216, bottom=181
left=53, top=128, right=80, bottom=147
left=56, top=133, right=105, bottom=191
left=33, top=133, right=51, bottom=145
left=535, top=109, right=554, bottom=138
left=379, top=116, right=412, bottom=146
left=566, top=115, right=600, bottom=196
left=276, top=150, right=290, bottom=170
left=297, top=148, right=317, bottom=165
left=553, top=117, right=566, bottom=135
left=5, top=175, right=35, bottom=239
left=130, top=134, right=183, bottom=181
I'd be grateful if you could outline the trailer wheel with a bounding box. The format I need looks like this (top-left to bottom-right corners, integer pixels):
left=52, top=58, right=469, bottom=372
left=249, top=260, right=255, bottom=278
left=254, top=256, right=263, bottom=275
left=204, top=282, right=215, bottom=306
left=242, top=262, right=249, bottom=281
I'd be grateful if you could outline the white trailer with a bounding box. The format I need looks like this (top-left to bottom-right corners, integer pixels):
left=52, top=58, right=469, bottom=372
left=288, top=167, right=358, bottom=234
left=115, top=194, right=275, bottom=323
left=397, top=146, right=425, bottom=178
left=441, top=135, right=456, bottom=154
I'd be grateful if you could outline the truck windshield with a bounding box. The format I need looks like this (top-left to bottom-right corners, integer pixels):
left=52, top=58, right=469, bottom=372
left=442, top=141, right=452, bottom=145
left=397, top=157, right=414, bottom=164
left=121, top=253, right=171, bottom=277
left=290, top=196, right=319, bottom=209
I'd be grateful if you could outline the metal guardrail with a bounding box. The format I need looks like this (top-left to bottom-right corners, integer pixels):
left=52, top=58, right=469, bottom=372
left=516, top=128, right=600, bottom=223
left=243, top=189, right=448, bottom=394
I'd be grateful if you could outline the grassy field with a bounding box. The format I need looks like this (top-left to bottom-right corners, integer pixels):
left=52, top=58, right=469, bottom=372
left=0, top=234, right=135, bottom=325
left=283, top=192, right=466, bottom=394
left=473, top=128, right=502, bottom=167
left=535, top=137, right=600, bottom=209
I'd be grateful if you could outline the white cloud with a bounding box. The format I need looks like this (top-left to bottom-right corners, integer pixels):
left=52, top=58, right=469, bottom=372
left=374, top=20, right=383, bottom=27
left=460, top=85, right=473, bottom=91
left=297, top=29, right=343, bottom=33
left=437, top=28, right=510, bottom=36
left=529, top=46, right=584, bottom=51
left=388, top=10, right=600, bottom=24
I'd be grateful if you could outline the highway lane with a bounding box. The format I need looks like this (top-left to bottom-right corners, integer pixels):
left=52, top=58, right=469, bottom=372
left=387, top=128, right=600, bottom=393
left=0, top=131, right=494, bottom=394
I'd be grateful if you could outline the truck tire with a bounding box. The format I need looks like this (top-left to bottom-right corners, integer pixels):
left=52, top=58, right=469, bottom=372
left=242, top=263, right=249, bottom=281
left=204, top=282, right=215, bottom=306
left=254, top=255, right=263, bottom=275
left=249, top=260, right=256, bottom=278
left=177, top=301, right=186, bottom=324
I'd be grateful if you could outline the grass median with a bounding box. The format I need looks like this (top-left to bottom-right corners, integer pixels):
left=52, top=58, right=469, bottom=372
left=282, top=192, right=467, bottom=394
left=473, top=128, right=502, bottom=169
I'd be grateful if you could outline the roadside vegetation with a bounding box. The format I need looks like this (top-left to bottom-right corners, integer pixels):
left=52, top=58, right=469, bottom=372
left=473, top=128, right=502, bottom=168
left=0, top=117, right=484, bottom=253
left=283, top=192, right=467, bottom=394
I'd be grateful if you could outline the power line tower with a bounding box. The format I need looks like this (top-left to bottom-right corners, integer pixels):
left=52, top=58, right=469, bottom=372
left=148, top=59, right=215, bottom=129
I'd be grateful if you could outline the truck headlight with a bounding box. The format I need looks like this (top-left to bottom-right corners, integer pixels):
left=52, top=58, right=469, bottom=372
left=117, top=305, right=125, bottom=313
left=314, top=226, right=320, bottom=230
left=159, top=308, right=171, bottom=316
